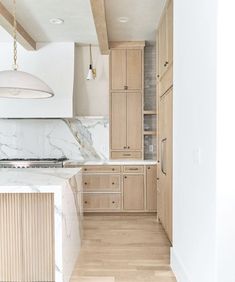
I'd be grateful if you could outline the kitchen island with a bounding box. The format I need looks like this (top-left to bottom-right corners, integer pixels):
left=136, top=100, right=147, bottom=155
left=0, top=168, right=83, bottom=282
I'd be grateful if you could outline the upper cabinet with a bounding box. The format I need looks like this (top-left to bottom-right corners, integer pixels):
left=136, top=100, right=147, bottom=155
left=157, top=0, right=173, bottom=80
left=109, top=42, right=145, bottom=160
left=0, top=43, right=75, bottom=118
left=110, top=45, right=143, bottom=91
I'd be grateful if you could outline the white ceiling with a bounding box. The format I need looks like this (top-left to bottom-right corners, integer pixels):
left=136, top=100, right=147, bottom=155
left=0, top=0, right=98, bottom=44
left=0, top=0, right=165, bottom=44
left=105, top=0, right=166, bottom=42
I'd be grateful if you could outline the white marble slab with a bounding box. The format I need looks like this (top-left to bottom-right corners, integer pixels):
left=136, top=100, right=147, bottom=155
left=0, top=117, right=109, bottom=161
left=64, top=159, right=158, bottom=166
left=0, top=168, right=83, bottom=282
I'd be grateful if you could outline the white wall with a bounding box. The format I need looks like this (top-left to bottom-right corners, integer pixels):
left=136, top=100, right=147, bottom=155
left=216, top=0, right=235, bottom=281
left=172, top=0, right=217, bottom=281
left=73, top=45, right=109, bottom=116
left=0, top=40, right=75, bottom=118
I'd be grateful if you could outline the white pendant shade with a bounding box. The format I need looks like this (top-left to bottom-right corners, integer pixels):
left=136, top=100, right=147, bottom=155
left=86, top=68, right=94, bottom=80
left=0, top=70, right=54, bottom=99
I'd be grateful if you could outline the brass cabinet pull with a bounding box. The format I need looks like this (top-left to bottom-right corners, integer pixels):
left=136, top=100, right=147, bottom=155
left=161, top=138, right=167, bottom=175
left=112, top=182, right=115, bottom=185
left=124, top=176, right=127, bottom=179
left=127, top=146, right=130, bottom=149
left=129, top=168, right=138, bottom=171
left=84, top=201, right=88, bottom=204
left=84, top=182, right=87, bottom=185
left=123, top=154, right=131, bottom=156
left=112, top=168, right=115, bottom=171
left=124, top=85, right=128, bottom=90
left=112, top=201, right=115, bottom=204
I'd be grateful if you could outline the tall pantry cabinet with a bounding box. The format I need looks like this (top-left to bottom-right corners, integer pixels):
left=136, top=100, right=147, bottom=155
left=109, top=42, right=145, bottom=160
left=157, top=0, right=173, bottom=243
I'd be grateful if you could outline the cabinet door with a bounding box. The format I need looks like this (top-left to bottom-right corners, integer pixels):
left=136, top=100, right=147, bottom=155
left=158, top=89, right=173, bottom=242
left=111, top=49, right=126, bottom=90
left=126, top=49, right=142, bottom=90
left=166, top=0, right=173, bottom=67
left=126, top=93, right=142, bottom=150
left=111, top=92, right=127, bottom=150
left=123, top=175, right=144, bottom=210
left=146, top=166, right=157, bottom=210
left=164, top=89, right=173, bottom=242
left=158, top=15, right=167, bottom=77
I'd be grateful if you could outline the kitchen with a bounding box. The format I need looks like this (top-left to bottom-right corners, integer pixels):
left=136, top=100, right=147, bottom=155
left=0, top=0, right=234, bottom=282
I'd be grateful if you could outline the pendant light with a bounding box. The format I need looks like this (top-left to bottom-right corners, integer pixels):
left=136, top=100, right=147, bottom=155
left=86, top=44, right=96, bottom=80
left=0, top=0, right=54, bottom=99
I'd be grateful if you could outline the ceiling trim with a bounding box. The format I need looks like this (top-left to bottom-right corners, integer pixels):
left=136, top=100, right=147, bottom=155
left=0, top=2, right=36, bottom=50
left=90, top=0, right=109, bottom=54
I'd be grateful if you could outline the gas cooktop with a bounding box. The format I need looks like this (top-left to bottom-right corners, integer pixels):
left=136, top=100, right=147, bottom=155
left=0, top=158, right=68, bottom=168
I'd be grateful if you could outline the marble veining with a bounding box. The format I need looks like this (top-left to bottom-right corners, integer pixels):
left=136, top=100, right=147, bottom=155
left=0, top=117, right=109, bottom=161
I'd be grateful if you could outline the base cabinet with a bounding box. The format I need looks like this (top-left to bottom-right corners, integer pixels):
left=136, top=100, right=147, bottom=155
left=75, top=165, right=157, bottom=213
left=123, top=174, right=144, bottom=210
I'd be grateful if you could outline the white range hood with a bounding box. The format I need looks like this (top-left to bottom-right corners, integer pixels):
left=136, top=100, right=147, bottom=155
left=0, top=42, right=75, bottom=118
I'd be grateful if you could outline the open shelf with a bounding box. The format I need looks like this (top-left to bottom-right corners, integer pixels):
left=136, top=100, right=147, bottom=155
left=143, top=110, right=157, bottom=115
left=143, top=131, right=156, bottom=135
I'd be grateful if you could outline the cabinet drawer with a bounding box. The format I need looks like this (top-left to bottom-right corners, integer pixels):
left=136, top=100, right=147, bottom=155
left=123, top=166, right=144, bottom=173
left=83, top=175, right=120, bottom=192
left=83, top=166, right=121, bottom=173
left=111, top=151, right=142, bottom=159
left=83, top=194, right=121, bottom=210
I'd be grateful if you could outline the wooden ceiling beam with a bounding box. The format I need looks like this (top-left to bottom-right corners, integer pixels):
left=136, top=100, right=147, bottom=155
left=90, top=0, right=109, bottom=55
left=0, top=2, right=36, bottom=50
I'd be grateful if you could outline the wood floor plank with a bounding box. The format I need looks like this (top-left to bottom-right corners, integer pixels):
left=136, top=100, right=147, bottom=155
left=70, top=215, right=176, bottom=282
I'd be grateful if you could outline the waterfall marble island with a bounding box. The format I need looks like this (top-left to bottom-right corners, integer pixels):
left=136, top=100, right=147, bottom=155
left=0, top=168, right=83, bottom=282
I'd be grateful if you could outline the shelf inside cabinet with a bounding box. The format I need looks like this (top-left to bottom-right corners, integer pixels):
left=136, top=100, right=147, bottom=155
left=143, top=110, right=157, bottom=115
left=144, top=131, right=156, bottom=135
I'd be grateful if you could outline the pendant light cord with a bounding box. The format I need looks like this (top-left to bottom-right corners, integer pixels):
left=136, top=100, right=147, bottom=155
left=89, top=44, right=93, bottom=67
left=13, top=0, right=18, bottom=71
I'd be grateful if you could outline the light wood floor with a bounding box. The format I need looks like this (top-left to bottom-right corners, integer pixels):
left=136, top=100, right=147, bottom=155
left=70, top=214, right=176, bottom=282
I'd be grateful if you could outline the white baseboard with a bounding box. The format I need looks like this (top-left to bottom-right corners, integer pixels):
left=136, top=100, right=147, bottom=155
left=171, top=248, right=191, bottom=282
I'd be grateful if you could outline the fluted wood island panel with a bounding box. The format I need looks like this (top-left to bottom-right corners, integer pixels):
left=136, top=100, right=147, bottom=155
left=0, top=193, right=54, bottom=282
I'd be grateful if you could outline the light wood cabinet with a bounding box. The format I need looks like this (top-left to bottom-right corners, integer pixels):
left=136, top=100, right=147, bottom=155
left=146, top=166, right=157, bottom=211
left=110, top=49, right=126, bottom=91
left=126, top=92, right=142, bottom=150
left=83, top=175, right=120, bottom=192
left=123, top=174, right=144, bottom=210
left=110, top=42, right=145, bottom=159
left=157, top=0, right=173, bottom=80
left=126, top=49, right=142, bottom=90
left=111, top=92, right=127, bottom=150
left=83, top=194, right=121, bottom=211
left=158, top=88, right=173, bottom=242
left=78, top=164, right=157, bottom=213
left=110, top=49, right=142, bottom=91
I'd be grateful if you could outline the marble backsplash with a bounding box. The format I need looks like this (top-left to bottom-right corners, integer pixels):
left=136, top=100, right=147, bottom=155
left=0, top=117, right=109, bottom=160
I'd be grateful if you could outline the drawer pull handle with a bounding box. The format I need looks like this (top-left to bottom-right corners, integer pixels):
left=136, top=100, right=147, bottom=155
left=112, top=201, right=115, bottom=204
left=123, top=154, right=131, bottom=156
left=148, top=167, right=150, bottom=169
left=84, top=201, right=88, bottom=204
left=157, top=178, right=160, bottom=180
left=124, top=176, right=127, bottom=179
left=84, top=168, right=87, bottom=171
left=112, top=168, right=115, bottom=171
left=129, top=168, right=138, bottom=171
left=84, top=182, right=87, bottom=185
left=112, top=182, right=115, bottom=185
left=127, top=146, right=130, bottom=149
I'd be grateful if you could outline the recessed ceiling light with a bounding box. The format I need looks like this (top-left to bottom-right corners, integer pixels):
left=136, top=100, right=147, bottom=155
left=49, top=18, right=64, bottom=25
left=118, top=17, right=129, bottom=23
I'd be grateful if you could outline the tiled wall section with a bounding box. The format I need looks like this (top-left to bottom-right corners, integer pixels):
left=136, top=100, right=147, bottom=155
left=0, top=117, right=109, bottom=161
left=144, top=42, right=156, bottom=111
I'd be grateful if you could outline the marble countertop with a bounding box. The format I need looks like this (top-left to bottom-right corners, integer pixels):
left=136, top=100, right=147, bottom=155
left=0, top=168, right=81, bottom=188
left=64, top=159, right=158, bottom=166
